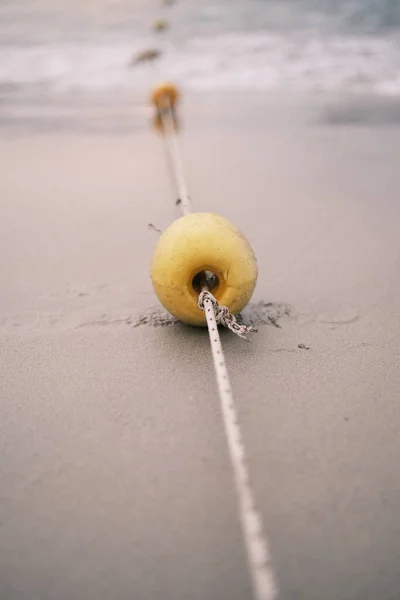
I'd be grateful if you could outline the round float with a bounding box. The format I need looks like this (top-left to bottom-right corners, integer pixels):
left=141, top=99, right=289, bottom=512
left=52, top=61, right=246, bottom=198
left=150, top=212, right=258, bottom=326
left=150, top=82, right=180, bottom=111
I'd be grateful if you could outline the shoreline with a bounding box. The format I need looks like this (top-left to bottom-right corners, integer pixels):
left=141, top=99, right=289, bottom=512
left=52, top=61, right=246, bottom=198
left=2, top=86, right=400, bottom=136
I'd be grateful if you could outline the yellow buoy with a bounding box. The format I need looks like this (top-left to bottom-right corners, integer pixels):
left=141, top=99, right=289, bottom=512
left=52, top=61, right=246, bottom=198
left=150, top=82, right=180, bottom=111
left=150, top=212, right=258, bottom=326
left=152, top=18, right=169, bottom=32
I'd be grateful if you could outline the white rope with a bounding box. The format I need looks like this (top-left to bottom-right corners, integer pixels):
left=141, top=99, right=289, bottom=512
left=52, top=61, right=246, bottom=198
left=200, top=285, right=277, bottom=600
left=158, top=103, right=192, bottom=215
left=157, top=101, right=278, bottom=600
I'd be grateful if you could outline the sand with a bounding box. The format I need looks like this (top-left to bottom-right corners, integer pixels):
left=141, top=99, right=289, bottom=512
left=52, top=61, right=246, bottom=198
left=1, top=93, right=400, bottom=600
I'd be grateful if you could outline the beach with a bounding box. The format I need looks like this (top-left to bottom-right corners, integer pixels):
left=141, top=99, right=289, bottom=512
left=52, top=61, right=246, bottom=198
left=1, top=88, right=400, bottom=599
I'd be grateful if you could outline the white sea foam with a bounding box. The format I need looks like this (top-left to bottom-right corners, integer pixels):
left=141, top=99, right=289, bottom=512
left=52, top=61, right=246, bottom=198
left=0, top=0, right=399, bottom=96
left=0, top=32, right=398, bottom=95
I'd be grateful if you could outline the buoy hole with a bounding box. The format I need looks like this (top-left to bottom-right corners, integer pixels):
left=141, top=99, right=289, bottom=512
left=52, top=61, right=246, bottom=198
left=192, top=271, right=219, bottom=294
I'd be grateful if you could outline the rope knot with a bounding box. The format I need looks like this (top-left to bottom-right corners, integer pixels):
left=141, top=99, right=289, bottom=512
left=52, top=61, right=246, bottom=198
left=198, top=290, right=257, bottom=341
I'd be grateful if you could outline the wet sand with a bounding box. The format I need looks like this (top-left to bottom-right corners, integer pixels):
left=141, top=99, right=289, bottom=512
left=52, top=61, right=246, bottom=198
left=1, top=94, right=400, bottom=600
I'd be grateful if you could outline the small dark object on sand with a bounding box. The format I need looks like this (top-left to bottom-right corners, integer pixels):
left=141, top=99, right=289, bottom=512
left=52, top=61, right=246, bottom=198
left=130, top=49, right=161, bottom=67
left=148, top=223, right=162, bottom=233
left=298, top=343, right=310, bottom=350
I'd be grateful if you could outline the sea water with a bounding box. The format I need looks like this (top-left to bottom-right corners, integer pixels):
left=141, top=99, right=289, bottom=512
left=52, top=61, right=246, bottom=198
left=0, top=0, right=399, bottom=96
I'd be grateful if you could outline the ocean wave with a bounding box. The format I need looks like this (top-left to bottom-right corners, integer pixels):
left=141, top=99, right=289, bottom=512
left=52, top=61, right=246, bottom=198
left=0, top=31, right=398, bottom=96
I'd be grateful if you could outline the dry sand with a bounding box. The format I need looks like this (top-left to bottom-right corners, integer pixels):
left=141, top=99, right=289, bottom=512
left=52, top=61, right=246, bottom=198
left=1, top=94, right=400, bottom=600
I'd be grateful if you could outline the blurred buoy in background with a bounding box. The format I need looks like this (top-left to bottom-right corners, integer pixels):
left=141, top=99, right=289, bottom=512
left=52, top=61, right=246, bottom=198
left=150, top=81, right=180, bottom=111
left=153, top=18, right=169, bottom=32
left=130, top=48, right=161, bottom=67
